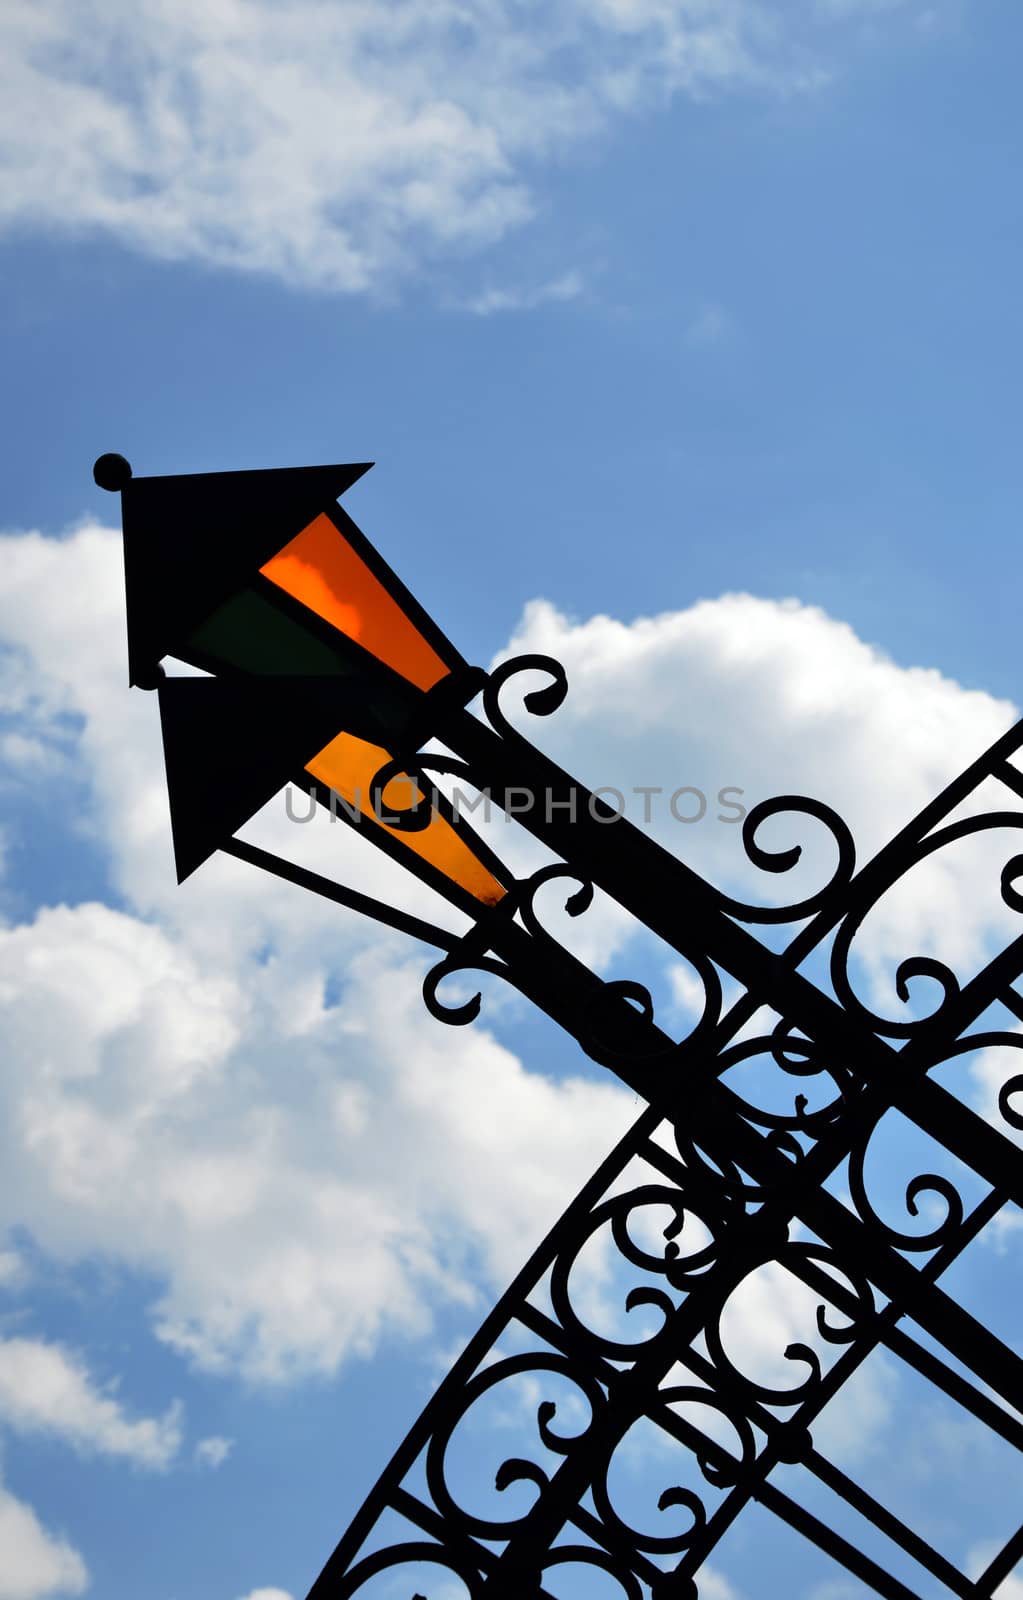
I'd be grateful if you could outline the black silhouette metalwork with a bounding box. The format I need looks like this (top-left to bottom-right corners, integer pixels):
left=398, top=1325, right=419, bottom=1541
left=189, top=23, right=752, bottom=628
left=97, top=454, right=1023, bottom=1600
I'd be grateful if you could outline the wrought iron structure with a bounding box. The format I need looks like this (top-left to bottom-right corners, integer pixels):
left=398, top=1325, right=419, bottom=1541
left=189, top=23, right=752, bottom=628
left=96, top=452, right=1023, bottom=1600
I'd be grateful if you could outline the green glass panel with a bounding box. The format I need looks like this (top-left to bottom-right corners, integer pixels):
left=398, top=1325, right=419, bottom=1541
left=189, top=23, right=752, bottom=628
left=180, top=587, right=360, bottom=677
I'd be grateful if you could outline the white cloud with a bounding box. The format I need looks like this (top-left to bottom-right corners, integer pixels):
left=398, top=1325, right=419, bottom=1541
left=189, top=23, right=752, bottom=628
left=0, top=1252, right=26, bottom=1290
left=194, top=1435, right=233, bottom=1468
left=499, top=595, right=1020, bottom=1009
left=809, top=1584, right=872, bottom=1600
left=0, top=519, right=1020, bottom=1395
left=0, top=899, right=629, bottom=1380
left=817, top=0, right=918, bottom=14
left=0, top=1337, right=182, bottom=1469
left=812, top=1352, right=899, bottom=1465
left=0, top=732, right=51, bottom=771
left=966, top=1542, right=1023, bottom=1597
left=685, top=302, right=733, bottom=345
left=0, top=1, right=935, bottom=295
left=463, top=270, right=585, bottom=315
left=696, top=1568, right=741, bottom=1600
left=235, top=1590, right=293, bottom=1600
left=0, top=1478, right=87, bottom=1600
left=667, top=960, right=710, bottom=1018
left=0, top=524, right=633, bottom=1371
left=969, top=1030, right=1023, bottom=1138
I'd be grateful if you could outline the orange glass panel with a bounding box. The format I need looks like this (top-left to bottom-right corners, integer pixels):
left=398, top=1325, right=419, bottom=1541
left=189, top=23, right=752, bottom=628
left=306, top=731, right=505, bottom=908
left=261, top=514, right=449, bottom=692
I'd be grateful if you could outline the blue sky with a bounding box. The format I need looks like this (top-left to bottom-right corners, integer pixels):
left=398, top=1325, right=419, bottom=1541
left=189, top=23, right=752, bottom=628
left=2, top=2, right=1023, bottom=1598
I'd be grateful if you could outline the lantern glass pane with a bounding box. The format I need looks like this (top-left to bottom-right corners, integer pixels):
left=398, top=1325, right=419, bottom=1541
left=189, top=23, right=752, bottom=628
left=306, top=731, right=505, bottom=908
left=261, top=514, right=450, bottom=691
left=181, top=588, right=362, bottom=676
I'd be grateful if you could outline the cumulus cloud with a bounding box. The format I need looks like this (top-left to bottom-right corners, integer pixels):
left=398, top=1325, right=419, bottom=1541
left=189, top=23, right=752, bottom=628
left=0, top=521, right=637, bottom=1376
left=0, top=1336, right=182, bottom=1469
left=1, top=518, right=1021, bottom=1392
left=499, top=595, right=1021, bottom=1010
left=0, top=0, right=929, bottom=295
left=696, top=1569, right=741, bottom=1600
left=0, top=1252, right=26, bottom=1290
left=0, top=900, right=629, bottom=1380
left=462, top=270, right=585, bottom=316
left=966, top=1547, right=1023, bottom=1598
left=0, top=1478, right=87, bottom=1600
left=195, top=1435, right=233, bottom=1468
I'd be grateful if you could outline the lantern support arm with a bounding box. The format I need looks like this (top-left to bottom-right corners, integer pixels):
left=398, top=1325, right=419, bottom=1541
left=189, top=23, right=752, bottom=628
left=220, top=837, right=463, bottom=953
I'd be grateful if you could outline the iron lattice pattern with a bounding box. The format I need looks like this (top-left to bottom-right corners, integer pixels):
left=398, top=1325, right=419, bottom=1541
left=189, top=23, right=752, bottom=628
left=308, top=669, right=1023, bottom=1600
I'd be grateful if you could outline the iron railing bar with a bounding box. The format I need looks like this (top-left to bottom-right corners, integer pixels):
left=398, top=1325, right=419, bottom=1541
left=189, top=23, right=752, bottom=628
left=596, top=1171, right=1015, bottom=1594
left=994, top=758, right=1023, bottom=805
left=517, top=1268, right=836, bottom=1556
left=479, top=1055, right=1021, bottom=1588
left=790, top=1187, right=1023, bottom=1415
left=804, top=1451, right=980, bottom=1598
left=387, top=1483, right=500, bottom=1574
left=388, top=1482, right=669, bottom=1599
left=309, top=901, right=1023, bottom=1595
left=559, top=1499, right=668, bottom=1591
left=883, top=1320, right=1023, bottom=1455
left=387, top=1484, right=563, bottom=1600
left=475, top=1129, right=845, bottom=1588
left=515, top=1291, right=966, bottom=1600
left=976, top=1518, right=1023, bottom=1594
left=489, top=1043, right=1023, bottom=1580
left=642, top=1334, right=976, bottom=1596
left=656, top=1082, right=1023, bottom=1422
left=656, top=1072, right=1023, bottom=1420
left=304, top=1103, right=663, bottom=1595
left=998, top=985, right=1023, bottom=1025
left=782, top=1184, right=1023, bottom=1453
left=755, top=1478, right=927, bottom=1600
left=480, top=880, right=1023, bottom=1443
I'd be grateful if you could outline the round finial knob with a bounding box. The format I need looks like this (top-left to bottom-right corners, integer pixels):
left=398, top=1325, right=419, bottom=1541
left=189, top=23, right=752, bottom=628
left=93, top=453, right=133, bottom=491
left=133, top=663, right=166, bottom=692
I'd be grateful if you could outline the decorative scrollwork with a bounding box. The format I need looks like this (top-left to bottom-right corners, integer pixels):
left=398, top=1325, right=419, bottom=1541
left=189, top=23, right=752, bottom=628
left=423, top=949, right=515, bottom=1026
left=703, top=1243, right=875, bottom=1409
left=718, top=796, right=856, bottom=926
left=999, top=1075, right=1023, bottom=1130
left=829, top=812, right=1023, bottom=1038
left=519, top=865, right=723, bottom=1061
left=516, top=864, right=597, bottom=939
left=1002, top=853, right=1023, bottom=914
left=540, top=1545, right=644, bottom=1600
left=482, top=654, right=570, bottom=741
left=546, top=1181, right=731, bottom=1361
left=714, top=1020, right=854, bottom=1141
left=368, top=751, right=477, bottom=833
left=117, top=458, right=1023, bottom=1600
left=424, top=1353, right=606, bottom=1541
left=304, top=698, right=1023, bottom=1600
left=591, top=1429, right=709, bottom=1556
left=846, top=1118, right=966, bottom=1254
left=338, top=1542, right=483, bottom=1600
left=655, top=1384, right=759, bottom=1490
left=916, top=1031, right=1023, bottom=1140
